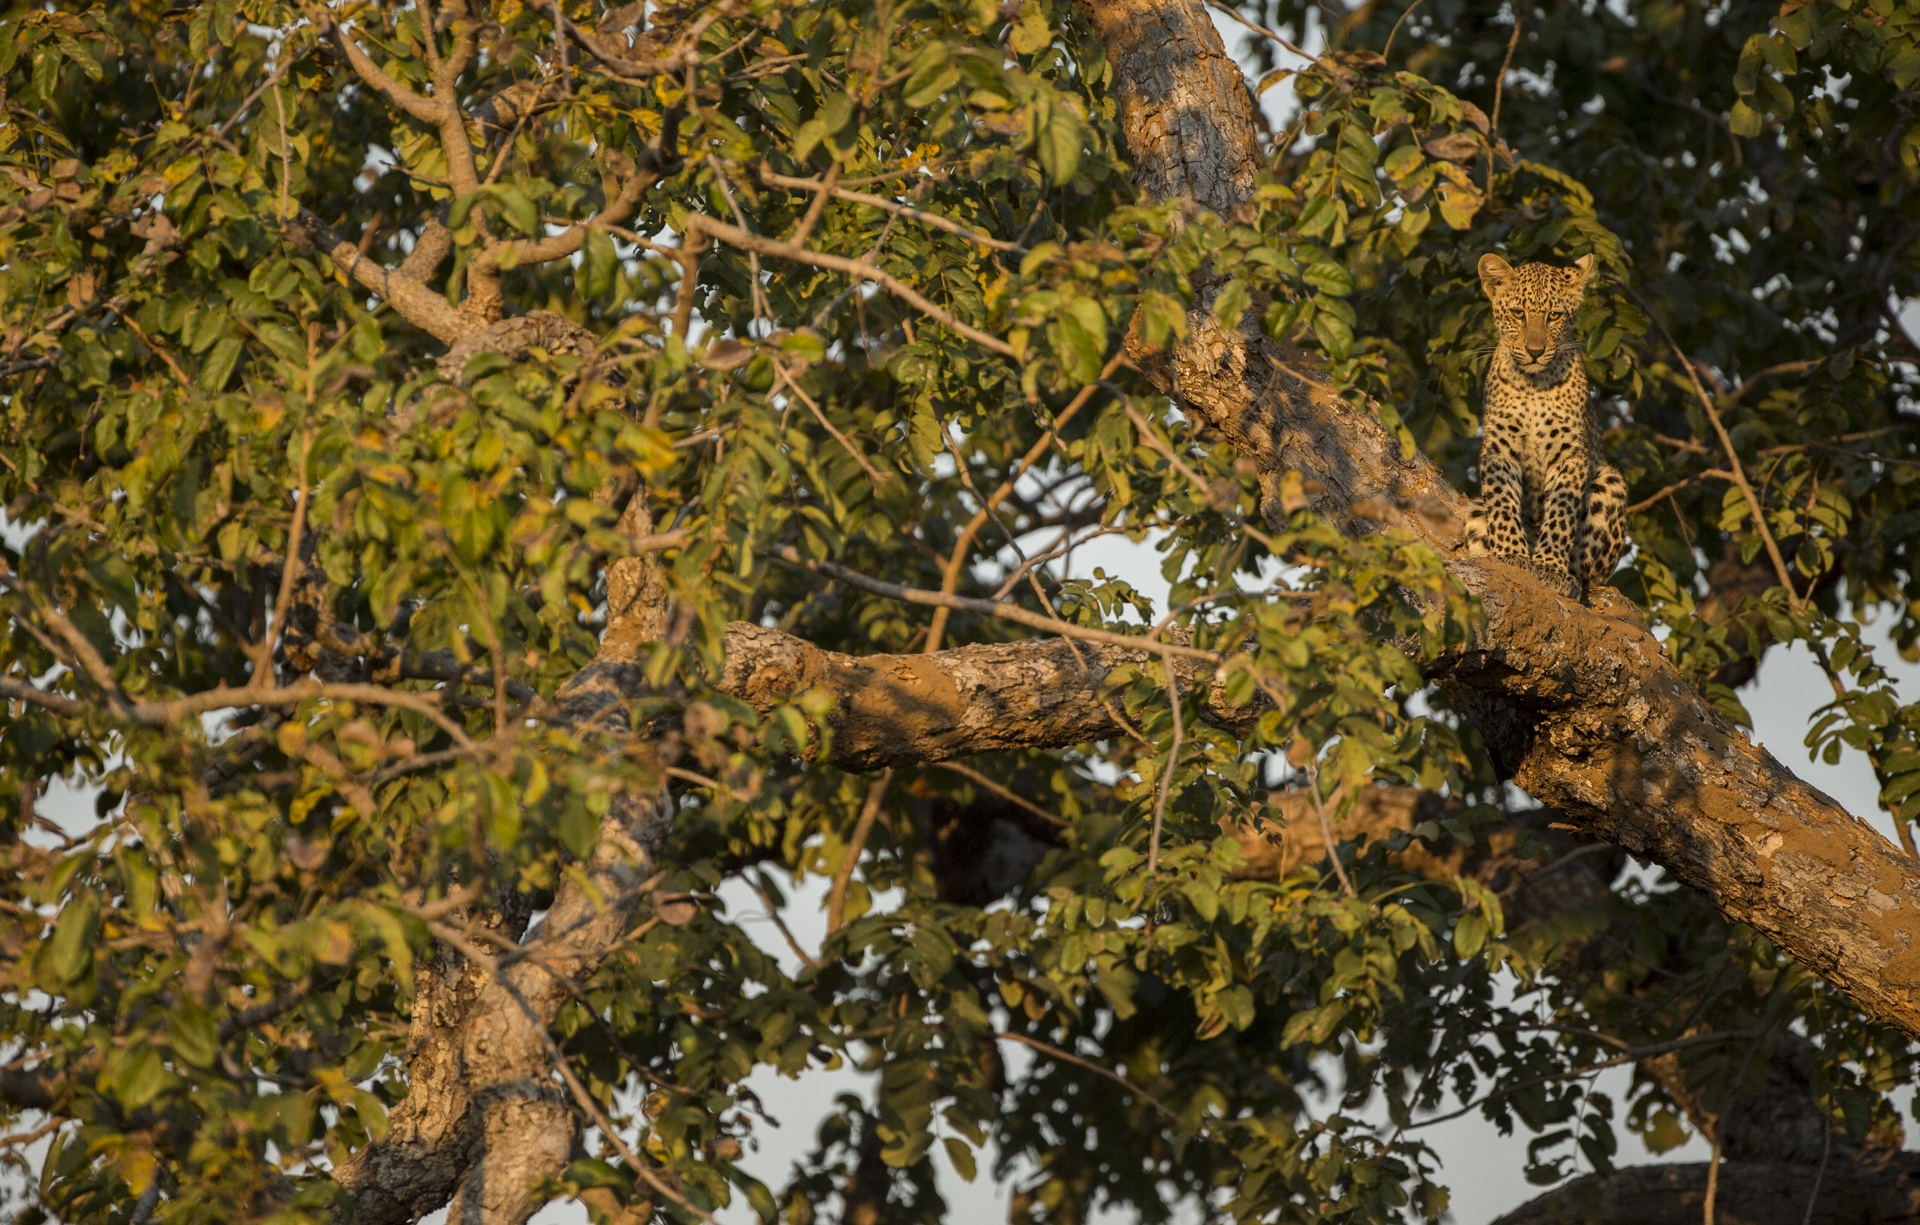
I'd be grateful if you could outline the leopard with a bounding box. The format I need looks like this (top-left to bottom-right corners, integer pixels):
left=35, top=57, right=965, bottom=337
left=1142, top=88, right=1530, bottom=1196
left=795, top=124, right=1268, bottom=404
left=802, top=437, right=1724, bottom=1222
left=1462, top=252, right=1627, bottom=600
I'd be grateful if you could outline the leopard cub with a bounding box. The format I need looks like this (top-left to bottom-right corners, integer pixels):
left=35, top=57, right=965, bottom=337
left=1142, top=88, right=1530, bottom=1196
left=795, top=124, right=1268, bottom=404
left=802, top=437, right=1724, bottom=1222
left=1463, top=252, right=1627, bottom=598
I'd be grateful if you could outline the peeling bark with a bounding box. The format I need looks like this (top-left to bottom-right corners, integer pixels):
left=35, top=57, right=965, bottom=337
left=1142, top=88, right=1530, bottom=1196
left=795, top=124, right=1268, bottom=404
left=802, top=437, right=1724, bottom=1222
left=1074, top=0, right=1920, bottom=1040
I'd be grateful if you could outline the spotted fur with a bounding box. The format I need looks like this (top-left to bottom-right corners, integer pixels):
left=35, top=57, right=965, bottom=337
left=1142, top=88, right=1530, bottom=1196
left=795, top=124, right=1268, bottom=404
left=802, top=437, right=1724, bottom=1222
left=1463, top=253, right=1627, bottom=598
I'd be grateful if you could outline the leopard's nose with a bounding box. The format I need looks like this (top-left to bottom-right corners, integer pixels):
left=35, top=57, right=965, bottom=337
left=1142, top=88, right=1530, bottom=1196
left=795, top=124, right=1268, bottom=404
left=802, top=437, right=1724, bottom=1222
left=1526, top=342, right=1547, bottom=360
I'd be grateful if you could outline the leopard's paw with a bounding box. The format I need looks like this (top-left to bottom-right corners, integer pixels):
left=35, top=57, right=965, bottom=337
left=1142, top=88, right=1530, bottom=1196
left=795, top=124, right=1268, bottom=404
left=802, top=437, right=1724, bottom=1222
left=1525, top=559, right=1582, bottom=600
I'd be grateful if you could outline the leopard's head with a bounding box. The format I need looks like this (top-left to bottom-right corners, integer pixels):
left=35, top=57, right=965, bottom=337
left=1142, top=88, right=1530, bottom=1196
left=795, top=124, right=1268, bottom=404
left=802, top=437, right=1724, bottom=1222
left=1478, top=253, right=1594, bottom=377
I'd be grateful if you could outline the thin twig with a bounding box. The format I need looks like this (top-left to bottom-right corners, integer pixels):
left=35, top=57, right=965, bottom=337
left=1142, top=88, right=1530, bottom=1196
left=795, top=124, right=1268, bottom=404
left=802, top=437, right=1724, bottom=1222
left=1382, top=0, right=1428, bottom=62
left=994, top=1031, right=1184, bottom=1123
left=273, top=81, right=293, bottom=221
left=1407, top=1029, right=1765, bottom=1130
left=1305, top=759, right=1356, bottom=897
left=925, top=353, right=1125, bottom=651
left=1631, top=292, right=1802, bottom=608
left=1122, top=401, right=1278, bottom=551
left=750, top=872, right=820, bottom=969
left=1800, top=1124, right=1832, bottom=1225
left=265, top=430, right=311, bottom=688
left=1147, top=649, right=1184, bottom=873
left=683, top=214, right=1017, bottom=356
left=933, top=761, right=1068, bottom=826
left=1203, top=0, right=1319, bottom=63
left=773, top=361, right=891, bottom=486
left=759, top=167, right=1028, bottom=252
left=1487, top=11, right=1523, bottom=197
left=787, top=157, right=840, bottom=250
left=826, top=770, right=893, bottom=933
left=764, top=545, right=1220, bottom=662
left=212, top=44, right=307, bottom=141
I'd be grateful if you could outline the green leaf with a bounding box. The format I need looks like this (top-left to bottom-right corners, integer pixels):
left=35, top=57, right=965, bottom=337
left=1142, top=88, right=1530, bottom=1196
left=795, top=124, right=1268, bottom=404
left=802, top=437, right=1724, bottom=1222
left=1454, top=911, right=1489, bottom=958
left=171, top=1002, right=219, bottom=1068
left=943, top=1136, right=978, bottom=1182
left=46, top=893, right=100, bottom=985
left=1038, top=103, right=1084, bottom=186
left=903, top=41, right=959, bottom=108
left=1183, top=880, right=1219, bottom=922
left=198, top=336, right=242, bottom=391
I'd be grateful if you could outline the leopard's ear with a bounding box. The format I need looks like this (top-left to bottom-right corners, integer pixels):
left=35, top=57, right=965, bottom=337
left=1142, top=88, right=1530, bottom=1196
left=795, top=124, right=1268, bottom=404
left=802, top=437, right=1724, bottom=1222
left=1478, top=252, right=1513, bottom=297
left=1569, top=253, right=1596, bottom=291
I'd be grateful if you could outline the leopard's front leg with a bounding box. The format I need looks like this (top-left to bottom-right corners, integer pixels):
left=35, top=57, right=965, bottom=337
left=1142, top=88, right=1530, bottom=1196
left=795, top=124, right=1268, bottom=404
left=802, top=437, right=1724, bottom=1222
left=1535, top=481, right=1583, bottom=594
left=1467, top=443, right=1528, bottom=562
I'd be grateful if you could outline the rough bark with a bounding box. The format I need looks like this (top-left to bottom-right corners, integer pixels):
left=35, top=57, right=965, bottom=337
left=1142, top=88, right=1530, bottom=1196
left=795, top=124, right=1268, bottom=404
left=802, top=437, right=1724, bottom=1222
left=715, top=621, right=1228, bottom=770
left=1490, top=1155, right=1920, bottom=1225
left=333, top=504, right=675, bottom=1225
left=1074, top=0, right=1920, bottom=1040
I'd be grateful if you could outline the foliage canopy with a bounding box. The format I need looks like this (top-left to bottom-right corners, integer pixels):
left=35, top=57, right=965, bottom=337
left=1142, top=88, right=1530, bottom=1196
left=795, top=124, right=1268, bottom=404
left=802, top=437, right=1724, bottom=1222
left=1, top=0, right=1918, bottom=1221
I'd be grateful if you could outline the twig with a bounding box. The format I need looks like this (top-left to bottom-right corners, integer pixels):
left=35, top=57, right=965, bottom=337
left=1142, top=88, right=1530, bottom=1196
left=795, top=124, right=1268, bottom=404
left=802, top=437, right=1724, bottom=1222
left=787, top=157, right=840, bottom=250
left=925, top=353, right=1125, bottom=651
left=0, top=355, right=57, bottom=377
left=211, top=43, right=308, bottom=141
left=273, top=80, right=293, bottom=221
left=115, top=311, right=190, bottom=385
left=1382, top=0, right=1428, bottom=62
left=773, top=361, right=891, bottom=486
left=0, top=672, right=476, bottom=747
left=1203, top=0, right=1318, bottom=63
left=1305, top=759, right=1356, bottom=897
left=994, top=1031, right=1184, bottom=1123
left=759, top=167, right=1028, bottom=252
left=1487, top=11, right=1523, bottom=197
left=1122, top=402, right=1278, bottom=551
left=1407, top=1029, right=1765, bottom=1130
left=1800, top=1124, right=1832, bottom=1225
left=554, top=8, right=717, bottom=82
left=826, top=770, right=893, bottom=933
left=933, top=761, right=1068, bottom=826
left=763, top=545, right=1220, bottom=662
left=1147, top=648, right=1184, bottom=873
left=265, top=430, right=312, bottom=688
left=750, top=872, right=820, bottom=969
left=1632, top=293, right=1802, bottom=608
left=683, top=214, right=1016, bottom=356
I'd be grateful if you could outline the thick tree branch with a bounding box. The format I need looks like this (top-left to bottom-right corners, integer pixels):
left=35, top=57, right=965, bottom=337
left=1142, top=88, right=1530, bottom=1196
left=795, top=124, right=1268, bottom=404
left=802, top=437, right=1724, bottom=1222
left=1492, top=1155, right=1920, bottom=1225
left=1074, top=0, right=1920, bottom=1039
left=284, top=212, right=470, bottom=343
left=714, top=621, right=1234, bottom=771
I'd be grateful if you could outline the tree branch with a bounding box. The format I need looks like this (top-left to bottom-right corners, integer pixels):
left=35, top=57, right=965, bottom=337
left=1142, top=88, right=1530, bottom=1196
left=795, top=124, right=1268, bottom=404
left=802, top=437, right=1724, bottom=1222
left=685, top=214, right=1018, bottom=356
left=283, top=212, right=470, bottom=343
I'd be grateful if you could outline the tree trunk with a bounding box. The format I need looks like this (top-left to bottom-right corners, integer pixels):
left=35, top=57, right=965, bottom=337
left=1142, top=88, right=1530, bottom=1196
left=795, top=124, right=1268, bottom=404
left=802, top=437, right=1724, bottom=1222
left=1490, top=1154, right=1920, bottom=1225
left=334, top=500, right=675, bottom=1225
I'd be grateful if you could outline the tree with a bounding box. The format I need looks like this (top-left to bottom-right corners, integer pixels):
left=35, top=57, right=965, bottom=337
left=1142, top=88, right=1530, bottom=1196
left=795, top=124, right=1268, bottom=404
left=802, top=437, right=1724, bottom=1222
left=1, top=0, right=1918, bottom=1220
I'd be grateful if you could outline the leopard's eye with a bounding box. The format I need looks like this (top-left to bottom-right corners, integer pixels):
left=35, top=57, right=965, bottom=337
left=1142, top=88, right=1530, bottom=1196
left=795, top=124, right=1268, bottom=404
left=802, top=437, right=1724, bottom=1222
left=1549, top=309, right=1565, bottom=319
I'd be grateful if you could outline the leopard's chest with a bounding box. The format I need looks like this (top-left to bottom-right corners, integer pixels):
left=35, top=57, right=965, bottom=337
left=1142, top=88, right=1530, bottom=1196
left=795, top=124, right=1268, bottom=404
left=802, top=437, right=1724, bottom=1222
left=1485, top=361, right=1590, bottom=476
